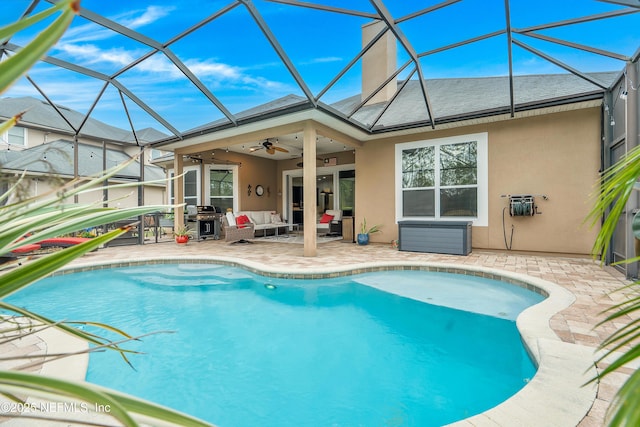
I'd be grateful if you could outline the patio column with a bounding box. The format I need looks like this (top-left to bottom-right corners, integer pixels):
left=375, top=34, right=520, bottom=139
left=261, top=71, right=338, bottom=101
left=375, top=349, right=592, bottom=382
left=174, top=153, right=185, bottom=230
left=303, top=123, right=317, bottom=257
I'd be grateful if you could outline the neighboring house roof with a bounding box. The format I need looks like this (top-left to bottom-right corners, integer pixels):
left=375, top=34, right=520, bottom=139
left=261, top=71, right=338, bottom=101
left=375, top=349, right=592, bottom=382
left=1, top=139, right=166, bottom=182
left=0, top=97, right=168, bottom=144
left=0, top=150, right=21, bottom=165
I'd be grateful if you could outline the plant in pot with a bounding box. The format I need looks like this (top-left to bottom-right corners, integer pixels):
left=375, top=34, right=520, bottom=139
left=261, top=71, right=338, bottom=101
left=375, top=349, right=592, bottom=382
left=357, top=218, right=381, bottom=245
left=174, top=225, right=193, bottom=244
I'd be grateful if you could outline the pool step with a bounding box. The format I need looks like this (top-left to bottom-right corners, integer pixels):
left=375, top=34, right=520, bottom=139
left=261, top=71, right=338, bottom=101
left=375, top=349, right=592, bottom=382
left=112, top=265, right=255, bottom=288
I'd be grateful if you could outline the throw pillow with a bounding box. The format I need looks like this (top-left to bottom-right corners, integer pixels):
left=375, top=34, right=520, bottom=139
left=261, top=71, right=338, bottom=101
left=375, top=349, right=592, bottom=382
left=320, top=213, right=334, bottom=224
left=225, top=212, right=236, bottom=227
left=236, top=215, right=250, bottom=228
left=271, top=213, right=282, bottom=224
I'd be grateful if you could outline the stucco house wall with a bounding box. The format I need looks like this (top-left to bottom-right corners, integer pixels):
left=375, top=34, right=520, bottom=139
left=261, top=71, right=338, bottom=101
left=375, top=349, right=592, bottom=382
left=357, top=107, right=601, bottom=255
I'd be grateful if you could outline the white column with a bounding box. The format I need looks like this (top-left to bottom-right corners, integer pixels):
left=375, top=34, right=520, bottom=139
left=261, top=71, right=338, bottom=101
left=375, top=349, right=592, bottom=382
left=174, top=153, right=185, bottom=230
left=303, top=124, right=317, bottom=257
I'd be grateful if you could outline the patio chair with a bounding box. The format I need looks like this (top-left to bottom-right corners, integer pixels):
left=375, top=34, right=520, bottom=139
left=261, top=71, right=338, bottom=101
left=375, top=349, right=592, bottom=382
left=317, top=209, right=342, bottom=236
left=221, top=213, right=255, bottom=243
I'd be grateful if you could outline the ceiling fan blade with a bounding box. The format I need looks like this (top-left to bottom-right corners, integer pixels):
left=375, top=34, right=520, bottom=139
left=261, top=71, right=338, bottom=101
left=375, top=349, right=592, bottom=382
left=267, top=148, right=275, bottom=155
left=274, top=146, right=289, bottom=153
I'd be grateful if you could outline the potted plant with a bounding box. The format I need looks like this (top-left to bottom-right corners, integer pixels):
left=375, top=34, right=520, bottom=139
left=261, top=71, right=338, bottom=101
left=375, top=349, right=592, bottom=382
left=357, top=218, right=381, bottom=245
left=174, top=225, right=193, bottom=244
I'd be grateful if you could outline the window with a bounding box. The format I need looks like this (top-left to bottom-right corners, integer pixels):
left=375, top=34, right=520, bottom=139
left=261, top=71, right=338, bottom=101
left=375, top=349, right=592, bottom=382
left=4, top=126, right=26, bottom=146
left=339, top=169, right=355, bottom=217
left=208, top=168, right=235, bottom=211
left=396, top=133, right=488, bottom=226
left=184, top=169, right=198, bottom=207
left=150, top=149, right=163, bottom=159
left=169, top=166, right=201, bottom=207
left=206, top=165, right=238, bottom=212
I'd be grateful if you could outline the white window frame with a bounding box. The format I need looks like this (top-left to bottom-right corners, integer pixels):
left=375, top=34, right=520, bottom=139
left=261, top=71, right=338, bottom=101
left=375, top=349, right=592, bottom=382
left=395, top=132, right=488, bottom=226
left=168, top=165, right=201, bottom=207
left=2, top=126, right=27, bottom=147
left=205, top=164, right=239, bottom=212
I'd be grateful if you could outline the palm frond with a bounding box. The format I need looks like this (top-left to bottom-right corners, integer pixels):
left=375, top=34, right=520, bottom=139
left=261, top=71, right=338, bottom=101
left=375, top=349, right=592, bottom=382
left=0, top=0, right=78, bottom=94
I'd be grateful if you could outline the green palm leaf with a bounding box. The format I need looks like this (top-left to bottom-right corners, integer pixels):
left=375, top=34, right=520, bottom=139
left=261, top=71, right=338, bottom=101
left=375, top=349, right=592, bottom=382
left=0, top=2, right=214, bottom=425
left=586, top=135, right=640, bottom=425
left=0, top=370, right=212, bottom=427
left=0, top=0, right=78, bottom=94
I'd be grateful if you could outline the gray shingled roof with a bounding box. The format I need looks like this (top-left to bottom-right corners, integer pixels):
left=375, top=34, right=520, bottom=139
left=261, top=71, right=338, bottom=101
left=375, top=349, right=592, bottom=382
left=187, top=94, right=308, bottom=134
left=172, top=72, right=618, bottom=140
left=331, top=72, right=618, bottom=129
left=2, top=72, right=617, bottom=147
left=0, top=150, right=21, bottom=165
left=2, top=139, right=166, bottom=182
left=0, top=97, right=168, bottom=144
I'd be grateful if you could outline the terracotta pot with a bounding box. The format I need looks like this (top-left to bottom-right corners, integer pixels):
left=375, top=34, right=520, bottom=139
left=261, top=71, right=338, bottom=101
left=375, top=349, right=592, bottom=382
left=175, top=235, right=189, bottom=244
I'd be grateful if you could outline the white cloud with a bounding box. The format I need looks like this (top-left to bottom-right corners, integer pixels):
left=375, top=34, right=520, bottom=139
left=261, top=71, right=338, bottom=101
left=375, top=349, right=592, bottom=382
left=184, top=59, right=242, bottom=80
left=119, top=5, right=174, bottom=29
left=300, top=56, right=343, bottom=65
left=61, top=5, right=174, bottom=44
left=56, top=43, right=136, bottom=68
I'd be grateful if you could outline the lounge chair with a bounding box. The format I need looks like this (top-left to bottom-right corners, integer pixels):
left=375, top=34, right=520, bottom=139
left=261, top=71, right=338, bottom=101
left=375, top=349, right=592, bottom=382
left=221, top=213, right=255, bottom=243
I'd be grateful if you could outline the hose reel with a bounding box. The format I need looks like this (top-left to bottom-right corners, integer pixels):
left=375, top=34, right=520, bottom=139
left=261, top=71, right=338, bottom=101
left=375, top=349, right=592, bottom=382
left=500, top=194, right=548, bottom=250
left=510, top=195, right=535, bottom=216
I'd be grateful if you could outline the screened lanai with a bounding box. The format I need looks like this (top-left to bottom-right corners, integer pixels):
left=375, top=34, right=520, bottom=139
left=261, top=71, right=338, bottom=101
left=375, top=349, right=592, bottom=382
left=2, top=0, right=639, bottom=141
left=1, top=0, right=639, bottom=261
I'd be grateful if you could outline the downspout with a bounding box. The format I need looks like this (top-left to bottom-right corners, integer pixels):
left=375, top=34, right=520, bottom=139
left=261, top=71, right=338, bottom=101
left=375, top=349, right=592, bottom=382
left=138, top=146, right=145, bottom=245
left=102, top=141, right=107, bottom=208
left=73, top=135, right=79, bottom=204
left=601, top=94, right=611, bottom=264
left=627, top=60, right=639, bottom=278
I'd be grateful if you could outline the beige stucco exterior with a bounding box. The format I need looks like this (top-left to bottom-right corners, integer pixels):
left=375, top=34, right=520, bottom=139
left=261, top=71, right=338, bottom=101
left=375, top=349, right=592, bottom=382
left=165, top=105, right=601, bottom=257
left=356, top=107, right=601, bottom=255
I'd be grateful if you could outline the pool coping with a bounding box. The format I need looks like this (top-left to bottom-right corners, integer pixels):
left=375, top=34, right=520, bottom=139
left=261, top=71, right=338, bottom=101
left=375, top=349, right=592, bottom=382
left=38, top=256, right=597, bottom=426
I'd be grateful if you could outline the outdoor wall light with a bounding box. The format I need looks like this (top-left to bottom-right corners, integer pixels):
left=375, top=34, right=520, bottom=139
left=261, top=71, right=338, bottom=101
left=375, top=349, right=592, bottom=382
left=620, top=90, right=628, bottom=100
left=611, top=117, right=616, bottom=126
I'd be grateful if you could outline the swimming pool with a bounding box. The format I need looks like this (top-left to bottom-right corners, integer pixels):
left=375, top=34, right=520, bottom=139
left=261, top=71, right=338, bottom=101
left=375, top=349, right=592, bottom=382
left=7, top=263, right=545, bottom=427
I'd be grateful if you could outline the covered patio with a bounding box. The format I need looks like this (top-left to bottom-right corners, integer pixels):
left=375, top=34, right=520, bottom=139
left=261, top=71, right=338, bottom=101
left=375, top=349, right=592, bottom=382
left=2, top=1, right=639, bottom=260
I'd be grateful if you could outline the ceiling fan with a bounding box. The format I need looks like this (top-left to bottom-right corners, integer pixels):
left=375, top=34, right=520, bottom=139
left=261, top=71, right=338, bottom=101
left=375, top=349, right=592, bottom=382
left=296, top=152, right=324, bottom=168
left=250, top=139, right=289, bottom=155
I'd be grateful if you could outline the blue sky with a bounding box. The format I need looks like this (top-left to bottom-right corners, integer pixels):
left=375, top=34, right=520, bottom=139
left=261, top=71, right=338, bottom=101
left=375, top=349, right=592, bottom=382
left=1, top=0, right=638, bottom=136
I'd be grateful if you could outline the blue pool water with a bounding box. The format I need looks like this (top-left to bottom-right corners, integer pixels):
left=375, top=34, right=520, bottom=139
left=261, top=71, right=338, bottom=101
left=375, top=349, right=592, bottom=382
left=6, top=264, right=544, bottom=427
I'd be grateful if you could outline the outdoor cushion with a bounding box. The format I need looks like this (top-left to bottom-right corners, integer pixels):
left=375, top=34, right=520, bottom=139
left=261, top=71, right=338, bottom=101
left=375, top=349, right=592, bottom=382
left=320, top=213, right=334, bottom=223
left=236, top=215, right=250, bottom=228
left=226, top=212, right=237, bottom=227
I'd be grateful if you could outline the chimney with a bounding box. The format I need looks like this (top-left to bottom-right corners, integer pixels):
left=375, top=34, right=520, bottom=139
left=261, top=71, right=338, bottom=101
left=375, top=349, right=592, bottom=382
left=361, top=20, right=397, bottom=106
